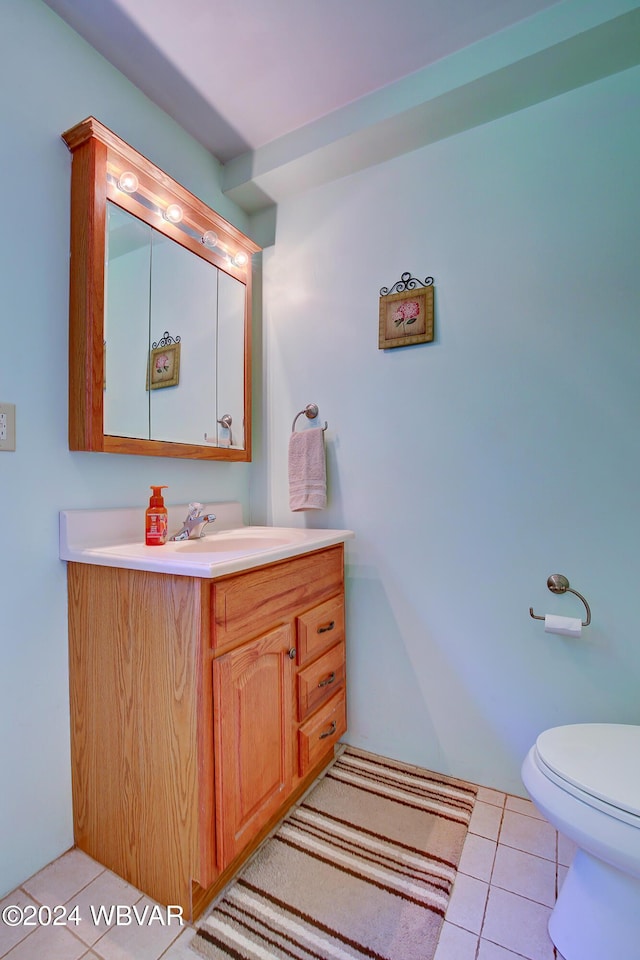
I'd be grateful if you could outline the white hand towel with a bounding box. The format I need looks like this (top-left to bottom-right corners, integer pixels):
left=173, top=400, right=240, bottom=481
left=288, top=427, right=327, bottom=511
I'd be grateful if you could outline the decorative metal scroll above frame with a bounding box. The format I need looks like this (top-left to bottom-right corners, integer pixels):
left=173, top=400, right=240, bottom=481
left=378, top=273, right=435, bottom=350
left=152, top=330, right=181, bottom=350
left=379, top=273, right=434, bottom=297
left=147, top=330, right=181, bottom=390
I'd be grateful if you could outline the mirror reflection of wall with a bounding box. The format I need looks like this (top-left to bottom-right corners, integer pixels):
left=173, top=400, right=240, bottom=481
left=104, top=202, right=245, bottom=448
left=104, top=203, right=152, bottom=439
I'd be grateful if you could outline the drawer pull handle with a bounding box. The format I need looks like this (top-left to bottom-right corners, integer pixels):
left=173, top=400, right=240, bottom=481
left=318, top=671, right=336, bottom=688
left=319, top=720, right=337, bottom=740
left=288, top=648, right=297, bottom=660
left=317, top=620, right=335, bottom=634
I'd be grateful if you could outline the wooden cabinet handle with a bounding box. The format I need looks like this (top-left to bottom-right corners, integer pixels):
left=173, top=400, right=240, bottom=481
left=319, top=720, right=337, bottom=740
left=317, top=620, right=335, bottom=634
left=317, top=671, right=336, bottom=688
left=288, top=648, right=296, bottom=660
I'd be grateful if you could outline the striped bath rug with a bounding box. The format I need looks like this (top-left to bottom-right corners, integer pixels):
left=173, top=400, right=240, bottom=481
left=191, top=746, right=477, bottom=960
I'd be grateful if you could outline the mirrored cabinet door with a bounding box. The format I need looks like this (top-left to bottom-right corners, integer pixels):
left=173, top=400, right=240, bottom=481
left=148, top=232, right=218, bottom=446
left=104, top=202, right=153, bottom=440
left=217, top=271, right=247, bottom=450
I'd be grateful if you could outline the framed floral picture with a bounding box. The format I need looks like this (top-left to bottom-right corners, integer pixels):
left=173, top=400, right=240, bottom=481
left=378, top=279, right=434, bottom=350
left=147, top=334, right=181, bottom=389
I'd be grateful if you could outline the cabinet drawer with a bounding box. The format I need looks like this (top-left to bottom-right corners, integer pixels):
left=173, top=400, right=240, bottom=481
left=296, top=595, right=344, bottom=667
left=297, top=642, right=345, bottom=723
left=298, top=689, right=346, bottom=778
left=211, top=546, right=343, bottom=654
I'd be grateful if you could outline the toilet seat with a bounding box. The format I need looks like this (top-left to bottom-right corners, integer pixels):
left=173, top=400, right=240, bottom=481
left=535, top=723, right=640, bottom=825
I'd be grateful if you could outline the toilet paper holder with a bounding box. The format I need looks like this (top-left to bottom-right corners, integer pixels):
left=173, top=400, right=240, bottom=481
left=529, top=574, right=591, bottom=626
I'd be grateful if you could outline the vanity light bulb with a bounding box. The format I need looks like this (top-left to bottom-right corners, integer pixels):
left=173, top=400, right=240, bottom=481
left=233, top=251, right=249, bottom=267
left=164, top=203, right=184, bottom=224
left=201, top=230, right=219, bottom=248
left=117, top=171, right=139, bottom=194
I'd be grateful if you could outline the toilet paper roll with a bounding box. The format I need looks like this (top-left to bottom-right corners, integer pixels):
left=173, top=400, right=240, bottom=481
left=544, top=614, right=582, bottom=638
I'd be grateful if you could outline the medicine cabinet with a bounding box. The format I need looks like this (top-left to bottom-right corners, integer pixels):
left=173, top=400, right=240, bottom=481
left=62, top=117, right=260, bottom=460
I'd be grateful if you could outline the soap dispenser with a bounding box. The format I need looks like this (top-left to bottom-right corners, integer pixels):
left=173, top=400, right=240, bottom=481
left=145, top=486, right=168, bottom=546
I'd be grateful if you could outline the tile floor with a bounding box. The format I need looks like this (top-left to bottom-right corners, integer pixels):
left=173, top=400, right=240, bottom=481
left=0, top=785, right=573, bottom=960
left=433, top=785, right=573, bottom=960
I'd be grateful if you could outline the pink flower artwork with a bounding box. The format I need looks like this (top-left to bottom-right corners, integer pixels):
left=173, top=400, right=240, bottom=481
left=392, top=299, right=420, bottom=328
left=155, top=353, right=171, bottom=375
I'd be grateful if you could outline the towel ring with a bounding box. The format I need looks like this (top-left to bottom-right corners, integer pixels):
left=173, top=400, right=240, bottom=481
left=529, top=574, right=591, bottom=626
left=291, top=403, right=328, bottom=433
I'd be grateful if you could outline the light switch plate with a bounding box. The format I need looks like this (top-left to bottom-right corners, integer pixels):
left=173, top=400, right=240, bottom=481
left=0, top=402, right=16, bottom=451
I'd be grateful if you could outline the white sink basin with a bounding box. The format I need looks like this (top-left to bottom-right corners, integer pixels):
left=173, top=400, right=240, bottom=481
left=59, top=503, right=354, bottom=578
left=174, top=531, right=293, bottom=554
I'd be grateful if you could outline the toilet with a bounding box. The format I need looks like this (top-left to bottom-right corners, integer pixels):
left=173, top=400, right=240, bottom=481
left=521, top=723, right=640, bottom=960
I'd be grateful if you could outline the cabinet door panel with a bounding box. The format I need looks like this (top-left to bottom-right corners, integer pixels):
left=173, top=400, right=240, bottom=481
left=213, top=624, right=294, bottom=868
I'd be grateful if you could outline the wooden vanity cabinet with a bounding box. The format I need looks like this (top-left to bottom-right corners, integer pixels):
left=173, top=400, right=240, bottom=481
left=67, top=544, right=346, bottom=921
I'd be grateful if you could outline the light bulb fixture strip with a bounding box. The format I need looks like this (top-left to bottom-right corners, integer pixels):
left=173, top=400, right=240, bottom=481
left=107, top=168, right=251, bottom=273
left=110, top=169, right=187, bottom=225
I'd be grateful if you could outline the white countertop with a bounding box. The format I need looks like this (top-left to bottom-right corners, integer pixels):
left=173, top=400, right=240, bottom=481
left=59, top=502, right=354, bottom=579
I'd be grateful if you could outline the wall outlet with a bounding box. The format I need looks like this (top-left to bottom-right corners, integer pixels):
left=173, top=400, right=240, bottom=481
left=0, top=403, right=16, bottom=451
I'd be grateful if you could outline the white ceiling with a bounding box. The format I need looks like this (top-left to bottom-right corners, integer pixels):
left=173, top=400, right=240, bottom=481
left=43, top=0, right=563, bottom=163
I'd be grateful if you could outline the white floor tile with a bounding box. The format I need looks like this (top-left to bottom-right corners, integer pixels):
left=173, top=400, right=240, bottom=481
left=458, top=833, right=497, bottom=882
left=444, top=872, right=489, bottom=935
left=91, top=897, right=183, bottom=960
left=0, top=924, right=87, bottom=960
left=433, top=921, right=478, bottom=960
left=65, top=869, right=144, bottom=946
left=0, top=889, right=40, bottom=956
left=469, top=801, right=504, bottom=841
left=498, top=810, right=557, bottom=861
left=491, top=844, right=556, bottom=906
left=505, top=795, right=546, bottom=820
left=476, top=786, right=507, bottom=808
left=22, top=850, right=104, bottom=907
left=159, top=928, right=199, bottom=959
left=481, top=886, right=554, bottom=960
left=478, top=938, right=532, bottom=959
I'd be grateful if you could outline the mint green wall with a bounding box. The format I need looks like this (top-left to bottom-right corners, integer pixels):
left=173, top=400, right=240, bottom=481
left=261, top=65, right=640, bottom=793
left=0, top=0, right=253, bottom=897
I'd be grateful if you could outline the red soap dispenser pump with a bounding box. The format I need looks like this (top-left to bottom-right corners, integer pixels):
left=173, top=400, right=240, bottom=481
left=145, top=486, right=168, bottom=546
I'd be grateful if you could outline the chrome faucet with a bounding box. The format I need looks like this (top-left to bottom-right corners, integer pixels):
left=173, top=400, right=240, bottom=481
left=169, top=503, right=217, bottom=541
